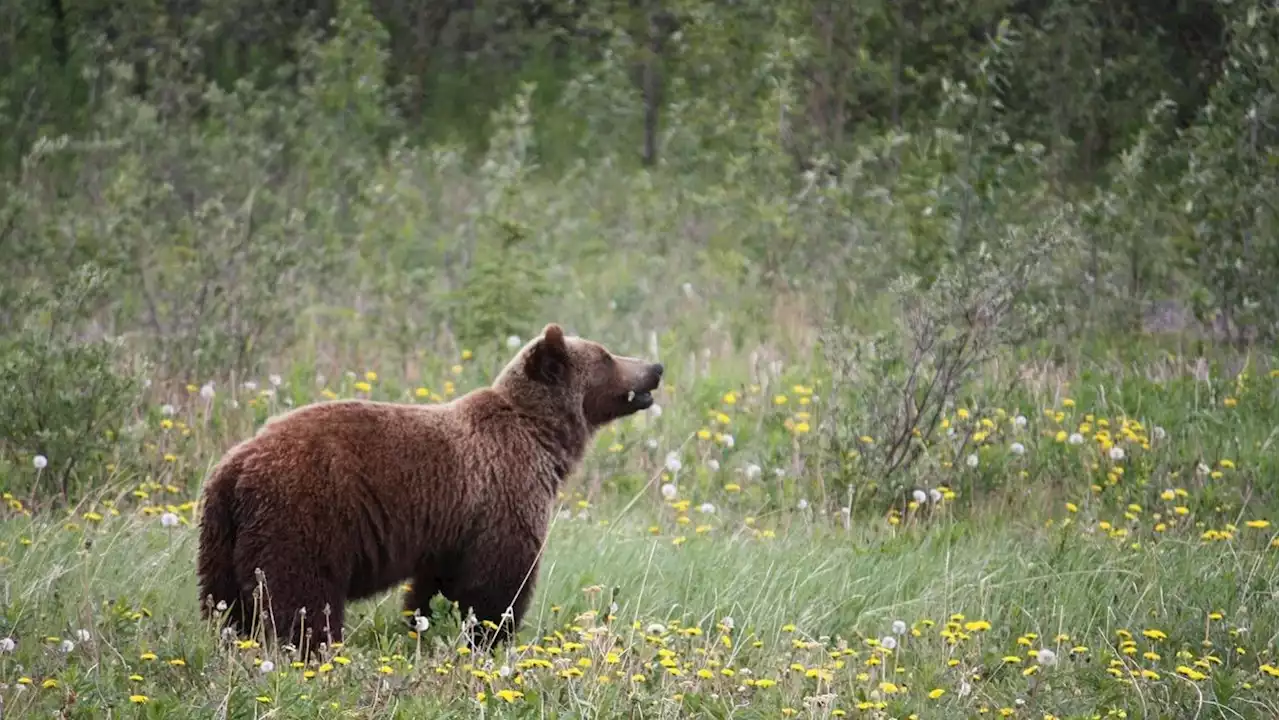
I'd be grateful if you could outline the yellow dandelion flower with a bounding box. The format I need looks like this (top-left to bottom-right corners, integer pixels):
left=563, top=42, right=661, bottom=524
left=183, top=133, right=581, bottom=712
left=774, top=394, right=788, bottom=405
left=129, top=694, right=149, bottom=703
left=928, top=688, right=946, bottom=699
left=354, top=381, right=372, bottom=393
left=1245, top=520, right=1270, bottom=529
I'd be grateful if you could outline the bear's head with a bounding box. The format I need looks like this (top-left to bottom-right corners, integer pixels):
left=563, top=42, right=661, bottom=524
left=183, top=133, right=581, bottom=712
left=495, top=323, right=664, bottom=428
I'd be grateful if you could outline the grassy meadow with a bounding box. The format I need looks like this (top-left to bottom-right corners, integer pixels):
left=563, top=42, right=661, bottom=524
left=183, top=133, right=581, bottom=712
left=1, top=2, right=1278, bottom=718
left=0, top=340, right=1276, bottom=719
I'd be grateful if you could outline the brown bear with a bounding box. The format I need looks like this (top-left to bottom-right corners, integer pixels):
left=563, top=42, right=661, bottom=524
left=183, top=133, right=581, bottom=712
left=195, top=323, right=663, bottom=654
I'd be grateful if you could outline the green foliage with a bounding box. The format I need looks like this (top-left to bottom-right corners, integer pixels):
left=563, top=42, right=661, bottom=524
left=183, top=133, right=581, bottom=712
left=0, top=264, right=143, bottom=504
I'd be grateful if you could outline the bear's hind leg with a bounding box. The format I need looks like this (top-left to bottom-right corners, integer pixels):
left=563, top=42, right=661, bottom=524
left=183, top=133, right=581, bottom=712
left=237, top=551, right=346, bottom=656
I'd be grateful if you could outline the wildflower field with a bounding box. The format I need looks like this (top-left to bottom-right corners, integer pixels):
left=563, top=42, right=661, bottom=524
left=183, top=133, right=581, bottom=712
left=0, top=342, right=1276, bottom=719
left=2, top=1, right=1277, bottom=717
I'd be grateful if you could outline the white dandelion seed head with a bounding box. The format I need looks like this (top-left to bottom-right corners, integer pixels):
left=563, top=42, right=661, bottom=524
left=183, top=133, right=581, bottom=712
left=200, top=382, right=215, bottom=400
left=646, top=438, right=659, bottom=449
left=840, top=506, right=851, bottom=515
left=259, top=660, right=275, bottom=674
left=498, top=664, right=512, bottom=678
left=0, top=637, right=14, bottom=653
left=1152, top=426, right=1166, bottom=441
left=699, top=502, right=716, bottom=515
left=892, top=620, right=908, bottom=636
left=243, top=380, right=258, bottom=391
left=660, top=483, right=678, bottom=500
left=1015, top=698, right=1026, bottom=707
left=649, top=403, right=663, bottom=418
left=774, top=468, right=787, bottom=478
left=59, top=639, right=74, bottom=654
left=1036, top=648, right=1057, bottom=666
left=664, top=452, right=682, bottom=473
left=1068, top=433, right=1085, bottom=445
left=929, top=488, right=943, bottom=503
left=744, top=463, right=761, bottom=480
left=161, top=404, right=175, bottom=417
left=160, top=512, right=179, bottom=528
left=1010, top=442, right=1026, bottom=456
left=74, top=629, right=90, bottom=643
left=959, top=679, right=972, bottom=697
left=506, top=335, right=522, bottom=349
left=966, top=453, right=979, bottom=468
left=646, top=623, right=667, bottom=636
left=1109, top=447, right=1125, bottom=461
left=880, top=636, right=897, bottom=650
left=1014, top=415, right=1028, bottom=428
left=1196, top=462, right=1210, bottom=476
left=33, top=454, right=47, bottom=470
left=721, top=616, right=735, bottom=630
left=797, top=498, right=809, bottom=510
left=707, top=459, right=720, bottom=472
left=722, top=434, right=735, bottom=448
left=912, top=489, right=928, bottom=504
left=215, top=600, right=228, bottom=613
left=412, top=615, right=430, bottom=633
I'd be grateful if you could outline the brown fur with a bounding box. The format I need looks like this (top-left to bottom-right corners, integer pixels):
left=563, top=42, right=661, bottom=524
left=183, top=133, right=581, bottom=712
left=196, top=323, right=663, bottom=653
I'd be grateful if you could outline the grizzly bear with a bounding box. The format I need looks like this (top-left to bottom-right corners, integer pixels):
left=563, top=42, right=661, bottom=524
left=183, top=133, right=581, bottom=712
left=196, top=323, right=663, bottom=654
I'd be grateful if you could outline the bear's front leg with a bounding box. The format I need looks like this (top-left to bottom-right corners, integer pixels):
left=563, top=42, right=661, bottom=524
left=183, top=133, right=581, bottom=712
left=442, top=542, right=541, bottom=652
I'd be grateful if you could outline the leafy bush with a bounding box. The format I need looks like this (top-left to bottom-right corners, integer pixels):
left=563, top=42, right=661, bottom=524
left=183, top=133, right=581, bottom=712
left=0, top=264, right=144, bottom=505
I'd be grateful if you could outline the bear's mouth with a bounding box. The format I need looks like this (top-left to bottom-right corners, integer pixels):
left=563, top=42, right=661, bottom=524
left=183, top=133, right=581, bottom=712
left=625, top=389, right=655, bottom=410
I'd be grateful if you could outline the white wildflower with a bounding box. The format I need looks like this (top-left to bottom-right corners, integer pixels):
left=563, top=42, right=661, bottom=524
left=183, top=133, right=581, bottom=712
left=412, top=615, right=430, bottom=633
left=160, top=512, right=179, bottom=528
left=506, top=335, right=522, bottom=349
left=1014, top=414, right=1028, bottom=428
left=0, top=637, right=15, bottom=652
left=1068, top=432, right=1085, bottom=445
left=880, top=636, right=897, bottom=650
left=744, top=463, right=761, bottom=480
left=1036, top=648, right=1057, bottom=666
left=774, top=468, right=787, bottom=478
left=74, top=629, right=90, bottom=643
left=200, top=382, right=215, bottom=400
left=1109, top=446, right=1125, bottom=461
left=966, top=453, right=979, bottom=468
left=912, top=489, right=928, bottom=504
left=698, top=502, right=716, bottom=515
left=269, top=374, right=283, bottom=387
left=797, top=498, right=809, bottom=510
left=660, top=483, right=678, bottom=500
left=161, top=403, right=175, bottom=417
left=892, top=620, right=908, bottom=636
left=649, top=403, right=663, bottom=418
left=243, top=380, right=258, bottom=391
left=1152, top=426, right=1166, bottom=441
left=706, top=459, right=720, bottom=472
left=959, top=679, right=972, bottom=697
left=33, top=454, right=47, bottom=470
left=646, top=623, right=667, bottom=636
left=498, top=665, right=512, bottom=678
left=929, top=488, right=943, bottom=503
left=646, top=438, right=659, bottom=449
left=59, top=639, right=74, bottom=654
left=1010, top=442, right=1026, bottom=456
left=259, top=660, right=275, bottom=674
left=720, top=617, right=735, bottom=631
left=215, top=600, right=228, bottom=613
left=664, top=452, right=682, bottom=473
left=722, top=433, right=735, bottom=448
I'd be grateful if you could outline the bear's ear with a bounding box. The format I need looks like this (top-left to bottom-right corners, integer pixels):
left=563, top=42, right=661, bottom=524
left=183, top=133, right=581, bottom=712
left=527, top=323, right=569, bottom=385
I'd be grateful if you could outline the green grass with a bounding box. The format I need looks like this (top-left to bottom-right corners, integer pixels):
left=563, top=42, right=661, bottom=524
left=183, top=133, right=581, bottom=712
left=0, top=348, right=1276, bottom=718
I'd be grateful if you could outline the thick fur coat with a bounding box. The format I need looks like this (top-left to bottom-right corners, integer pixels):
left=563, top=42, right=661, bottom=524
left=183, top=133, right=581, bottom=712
left=196, top=324, right=663, bottom=652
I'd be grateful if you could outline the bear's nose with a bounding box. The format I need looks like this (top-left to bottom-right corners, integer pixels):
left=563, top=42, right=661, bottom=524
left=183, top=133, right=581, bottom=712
left=652, top=363, right=664, bottom=377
